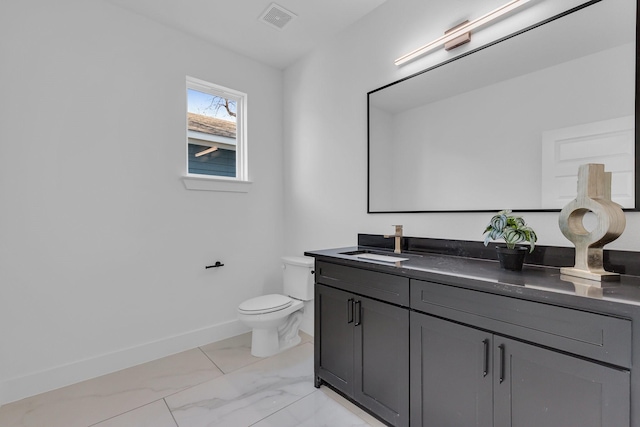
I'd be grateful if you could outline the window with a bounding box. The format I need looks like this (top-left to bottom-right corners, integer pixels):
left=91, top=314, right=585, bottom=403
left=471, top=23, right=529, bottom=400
left=184, top=77, right=249, bottom=189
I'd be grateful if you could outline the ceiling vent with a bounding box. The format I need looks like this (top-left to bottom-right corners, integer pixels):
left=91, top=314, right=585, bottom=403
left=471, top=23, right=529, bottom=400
left=259, top=3, right=297, bottom=31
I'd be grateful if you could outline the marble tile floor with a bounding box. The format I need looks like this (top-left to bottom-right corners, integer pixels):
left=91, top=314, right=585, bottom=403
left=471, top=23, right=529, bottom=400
left=0, top=332, right=386, bottom=427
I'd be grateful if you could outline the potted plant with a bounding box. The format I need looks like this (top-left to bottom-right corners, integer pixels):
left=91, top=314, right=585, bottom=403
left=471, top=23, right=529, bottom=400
left=483, top=210, right=537, bottom=271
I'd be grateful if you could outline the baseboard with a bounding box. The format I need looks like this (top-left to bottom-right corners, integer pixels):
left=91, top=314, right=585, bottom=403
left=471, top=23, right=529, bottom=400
left=0, top=319, right=249, bottom=406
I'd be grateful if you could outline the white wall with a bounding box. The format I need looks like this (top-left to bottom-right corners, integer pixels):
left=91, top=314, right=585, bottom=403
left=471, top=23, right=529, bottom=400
left=0, top=0, right=284, bottom=404
left=283, top=0, right=640, bottom=257
left=369, top=106, right=394, bottom=210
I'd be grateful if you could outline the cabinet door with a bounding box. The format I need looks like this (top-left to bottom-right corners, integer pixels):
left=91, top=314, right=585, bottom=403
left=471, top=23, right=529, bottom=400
left=315, top=284, right=354, bottom=396
left=354, top=295, right=409, bottom=427
left=493, top=336, right=630, bottom=427
left=409, top=313, right=493, bottom=427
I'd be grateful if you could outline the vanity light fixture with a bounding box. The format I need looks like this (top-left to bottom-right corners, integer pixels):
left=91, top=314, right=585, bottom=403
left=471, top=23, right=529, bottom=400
left=195, top=146, right=218, bottom=157
left=394, top=0, right=530, bottom=66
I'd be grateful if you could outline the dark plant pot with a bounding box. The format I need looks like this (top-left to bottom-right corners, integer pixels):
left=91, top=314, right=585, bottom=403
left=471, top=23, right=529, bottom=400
left=496, top=246, right=528, bottom=271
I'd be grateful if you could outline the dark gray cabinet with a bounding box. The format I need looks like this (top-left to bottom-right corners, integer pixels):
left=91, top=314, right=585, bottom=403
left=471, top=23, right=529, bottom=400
left=410, top=313, right=493, bottom=427
left=314, top=284, right=353, bottom=395
left=494, top=336, right=630, bottom=427
left=354, top=293, right=409, bottom=426
left=315, top=276, right=409, bottom=427
left=311, top=258, right=635, bottom=426
left=411, top=312, right=631, bottom=427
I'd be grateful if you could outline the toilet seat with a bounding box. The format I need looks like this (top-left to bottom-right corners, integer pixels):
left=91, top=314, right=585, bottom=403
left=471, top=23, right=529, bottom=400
left=238, top=294, right=293, bottom=315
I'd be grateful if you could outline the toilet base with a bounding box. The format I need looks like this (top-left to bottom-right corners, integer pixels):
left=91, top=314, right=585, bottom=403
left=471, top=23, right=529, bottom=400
left=250, top=309, right=304, bottom=357
left=250, top=329, right=301, bottom=357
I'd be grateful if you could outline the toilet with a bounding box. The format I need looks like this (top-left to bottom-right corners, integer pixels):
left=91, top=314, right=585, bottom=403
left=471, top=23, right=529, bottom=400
left=238, top=256, right=314, bottom=357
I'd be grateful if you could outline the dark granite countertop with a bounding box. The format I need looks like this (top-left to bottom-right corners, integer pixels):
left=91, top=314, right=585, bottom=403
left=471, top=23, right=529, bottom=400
left=305, top=245, right=640, bottom=317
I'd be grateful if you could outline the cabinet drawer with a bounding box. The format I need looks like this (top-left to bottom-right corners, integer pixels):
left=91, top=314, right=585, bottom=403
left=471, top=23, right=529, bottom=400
left=316, top=261, right=410, bottom=306
left=411, top=279, right=632, bottom=368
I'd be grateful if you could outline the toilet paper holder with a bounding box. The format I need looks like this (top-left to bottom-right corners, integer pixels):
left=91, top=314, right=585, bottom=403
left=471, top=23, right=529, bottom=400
left=205, top=261, right=224, bottom=269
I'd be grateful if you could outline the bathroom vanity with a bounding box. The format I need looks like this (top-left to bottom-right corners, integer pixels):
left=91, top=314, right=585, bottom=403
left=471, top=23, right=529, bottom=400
left=306, top=235, right=640, bottom=427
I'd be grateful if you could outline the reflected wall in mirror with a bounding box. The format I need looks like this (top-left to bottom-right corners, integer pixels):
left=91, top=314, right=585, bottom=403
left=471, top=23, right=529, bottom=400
left=368, top=0, right=637, bottom=213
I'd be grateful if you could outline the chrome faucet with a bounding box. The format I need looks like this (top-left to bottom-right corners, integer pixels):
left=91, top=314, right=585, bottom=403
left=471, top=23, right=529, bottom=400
left=384, top=225, right=403, bottom=254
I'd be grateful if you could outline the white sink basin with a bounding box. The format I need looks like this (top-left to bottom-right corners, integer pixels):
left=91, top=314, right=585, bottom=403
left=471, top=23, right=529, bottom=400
left=352, top=253, right=409, bottom=263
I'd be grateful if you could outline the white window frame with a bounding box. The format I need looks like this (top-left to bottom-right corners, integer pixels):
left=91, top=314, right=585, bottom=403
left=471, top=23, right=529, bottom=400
left=182, top=76, right=251, bottom=192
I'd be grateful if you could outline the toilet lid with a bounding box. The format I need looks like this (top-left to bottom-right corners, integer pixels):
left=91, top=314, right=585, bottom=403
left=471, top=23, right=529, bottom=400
left=238, top=294, right=293, bottom=315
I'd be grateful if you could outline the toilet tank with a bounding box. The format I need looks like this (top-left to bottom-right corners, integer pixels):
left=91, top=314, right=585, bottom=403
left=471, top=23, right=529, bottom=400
left=282, top=256, right=315, bottom=300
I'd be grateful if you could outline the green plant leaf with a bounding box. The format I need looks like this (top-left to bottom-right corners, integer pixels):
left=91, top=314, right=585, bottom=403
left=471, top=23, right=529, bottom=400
left=482, top=210, right=537, bottom=252
left=490, top=214, right=508, bottom=231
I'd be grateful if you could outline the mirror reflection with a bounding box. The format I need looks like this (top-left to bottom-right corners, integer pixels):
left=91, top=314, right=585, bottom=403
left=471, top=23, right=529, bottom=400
left=368, top=0, right=636, bottom=212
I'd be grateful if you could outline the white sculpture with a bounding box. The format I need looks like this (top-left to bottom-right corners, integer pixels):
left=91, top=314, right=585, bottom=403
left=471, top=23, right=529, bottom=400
left=558, top=164, right=626, bottom=282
